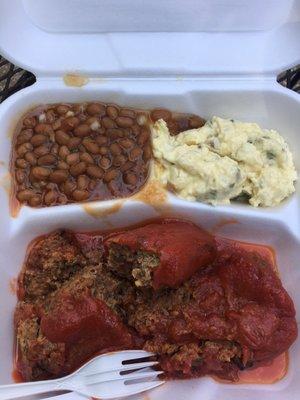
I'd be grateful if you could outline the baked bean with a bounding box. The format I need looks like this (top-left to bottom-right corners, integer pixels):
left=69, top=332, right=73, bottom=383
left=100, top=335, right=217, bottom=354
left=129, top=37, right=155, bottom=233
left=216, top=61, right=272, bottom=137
left=121, top=161, right=134, bottom=172
left=73, top=104, right=85, bottom=114
left=102, top=117, right=115, bottom=129
left=78, top=114, right=86, bottom=123
left=30, top=134, right=47, bottom=147
left=55, top=130, right=70, bottom=145
left=86, top=116, right=98, bottom=125
left=189, top=116, right=205, bottom=129
left=58, top=145, right=70, bottom=159
left=113, top=154, right=127, bottom=166
left=31, top=166, right=51, bottom=180
left=74, top=124, right=91, bottom=137
left=70, top=161, right=86, bottom=176
left=89, top=180, right=97, bottom=191
left=129, top=147, right=143, bottom=161
left=67, top=137, right=81, bottom=150
left=72, top=189, right=89, bottom=201
left=52, top=120, right=62, bottom=130
left=175, top=117, right=190, bottom=132
left=17, top=189, right=34, bottom=201
left=28, top=194, right=42, bottom=207
left=57, top=161, right=69, bottom=170
left=34, top=123, right=53, bottom=135
left=143, top=144, right=152, bottom=161
left=34, top=145, right=49, bottom=157
left=23, top=116, right=37, bottom=128
left=24, top=152, right=37, bottom=166
left=49, top=170, right=69, bottom=183
left=57, top=194, right=67, bottom=204
left=86, top=165, right=104, bottom=179
left=166, top=119, right=179, bottom=134
left=107, top=106, right=119, bottom=119
left=82, top=139, right=99, bottom=154
left=61, top=181, right=76, bottom=196
left=15, top=158, right=28, bottom=169
left=56, top=104, right=70, bottom=115
left=116, top=116, right=134, bottom=128
left=17, top=129, right=33, bottom=144
left=16, top=169, right=26, bottom=183
left=44, top=190, right=57, bottom=206
left=17, top=143, right=33, bottom=157
left=33, top=180, right=47, bottom=189
left=77, top=175, right=89, bottom=190
left=87, top=103, right=106, bottom=116
left=51, top=143, right=59, bottom=155
left=110, top=143, right=122, bottom=155
left=120, top=109, right=136, bottom=118
left=107, top=128, right=124, bottom=140
left=61, top=116, right=80, bottom=131
left=131, top=124, right=141, bottom=136
left=138, top=127, right=150, bottom=146
left=107, top=181, right=121, bottom=196
left=99, top=157, right=111, bottom=169
left=96, top=135, right=108, bottom=146
left=99, top=146, right=109, bottom=155
left=66, top=153, right=80, bottom=165
left=38, top=154, right=56, bottom=166
left=80, top=152, right=94, bottom=164
left=123, top=172, right=137, bottom=186
left=104, top=168, right=119, bottom=182
left=46, top=110, right=56, bottom=123
left=46, top=183, right=56, bottom=190
left=151, top=108, right=172, bottom=122
left=119, top=138, right=134, bottom=149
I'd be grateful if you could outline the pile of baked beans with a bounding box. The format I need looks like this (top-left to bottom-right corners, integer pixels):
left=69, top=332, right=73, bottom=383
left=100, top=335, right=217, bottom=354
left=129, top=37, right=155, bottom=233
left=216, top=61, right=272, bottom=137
left=11, top=102, right=205, bottom=208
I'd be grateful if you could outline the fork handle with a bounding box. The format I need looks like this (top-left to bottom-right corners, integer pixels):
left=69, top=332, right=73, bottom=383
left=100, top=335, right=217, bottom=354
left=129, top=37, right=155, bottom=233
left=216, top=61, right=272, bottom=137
left=0, top=378, right=65, bottom=399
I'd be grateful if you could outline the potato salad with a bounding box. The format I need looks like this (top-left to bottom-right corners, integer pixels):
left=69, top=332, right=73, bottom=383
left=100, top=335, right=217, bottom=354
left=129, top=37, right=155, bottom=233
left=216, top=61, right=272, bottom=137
left=152, top=117, right=297, bottom=207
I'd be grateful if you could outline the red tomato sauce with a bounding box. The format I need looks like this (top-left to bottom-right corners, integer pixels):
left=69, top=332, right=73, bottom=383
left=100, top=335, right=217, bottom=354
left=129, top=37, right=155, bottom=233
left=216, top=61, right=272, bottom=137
left=13, top=218, right=296, bottom=385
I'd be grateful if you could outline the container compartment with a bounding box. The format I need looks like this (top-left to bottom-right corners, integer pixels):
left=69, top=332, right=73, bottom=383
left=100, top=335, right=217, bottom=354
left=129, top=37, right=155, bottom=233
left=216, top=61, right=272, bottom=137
left=0, top=80, right=299, bottom=400
left=1, top=203, right=299, bottom=400
left=1, top=79, right=299, bottom=231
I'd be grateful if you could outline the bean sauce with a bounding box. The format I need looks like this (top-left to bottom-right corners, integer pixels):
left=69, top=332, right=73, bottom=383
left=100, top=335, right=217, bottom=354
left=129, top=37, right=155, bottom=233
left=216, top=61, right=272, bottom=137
left=11, top=102, right=205, bottom=208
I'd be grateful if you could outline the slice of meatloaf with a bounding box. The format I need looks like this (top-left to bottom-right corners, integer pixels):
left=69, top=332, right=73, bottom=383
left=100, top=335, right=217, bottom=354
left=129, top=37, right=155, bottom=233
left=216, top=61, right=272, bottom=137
left=105, top=220, right=217, bottom=290
left=18, top=231, right=87, bottom=302
left=15, top=264, right=136, bottom=381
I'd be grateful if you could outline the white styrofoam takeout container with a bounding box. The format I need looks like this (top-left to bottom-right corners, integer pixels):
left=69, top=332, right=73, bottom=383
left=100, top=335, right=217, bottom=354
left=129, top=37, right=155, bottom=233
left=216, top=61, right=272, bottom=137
left=0, top=0, right=300, bottom=399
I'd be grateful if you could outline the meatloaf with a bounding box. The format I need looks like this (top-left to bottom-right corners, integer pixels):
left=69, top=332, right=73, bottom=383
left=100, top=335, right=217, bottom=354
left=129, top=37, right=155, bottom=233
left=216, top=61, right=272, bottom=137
left=14, top=220, right=297, bottom=382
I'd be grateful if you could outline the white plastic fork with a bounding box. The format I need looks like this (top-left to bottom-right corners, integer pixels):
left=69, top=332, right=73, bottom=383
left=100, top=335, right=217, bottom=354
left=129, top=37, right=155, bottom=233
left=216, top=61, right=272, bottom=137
left=0, top=350, right=164, bottom=400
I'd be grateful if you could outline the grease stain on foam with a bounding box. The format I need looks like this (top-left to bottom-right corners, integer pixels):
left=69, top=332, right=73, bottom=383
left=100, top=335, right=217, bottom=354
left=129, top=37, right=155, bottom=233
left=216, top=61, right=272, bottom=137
left=134, top=179, right=170, bottom=213
left=63, top=74, right=89, bottom=87
left=0, top=172, right=11, bottom=195
left=83, top=201, right=123, bottom=219
left=0, top=171, right=21, bottom=218
left=210, top=218, right=239, bottom=235
left=238, top=352, right=288, bottom=384
left=9, top=277, right=18, bottom=295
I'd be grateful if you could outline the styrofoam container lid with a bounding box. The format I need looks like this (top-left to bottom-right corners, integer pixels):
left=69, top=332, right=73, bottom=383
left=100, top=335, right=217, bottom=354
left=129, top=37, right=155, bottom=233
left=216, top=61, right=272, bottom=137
left=0, top=0, right=299, bottom=77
